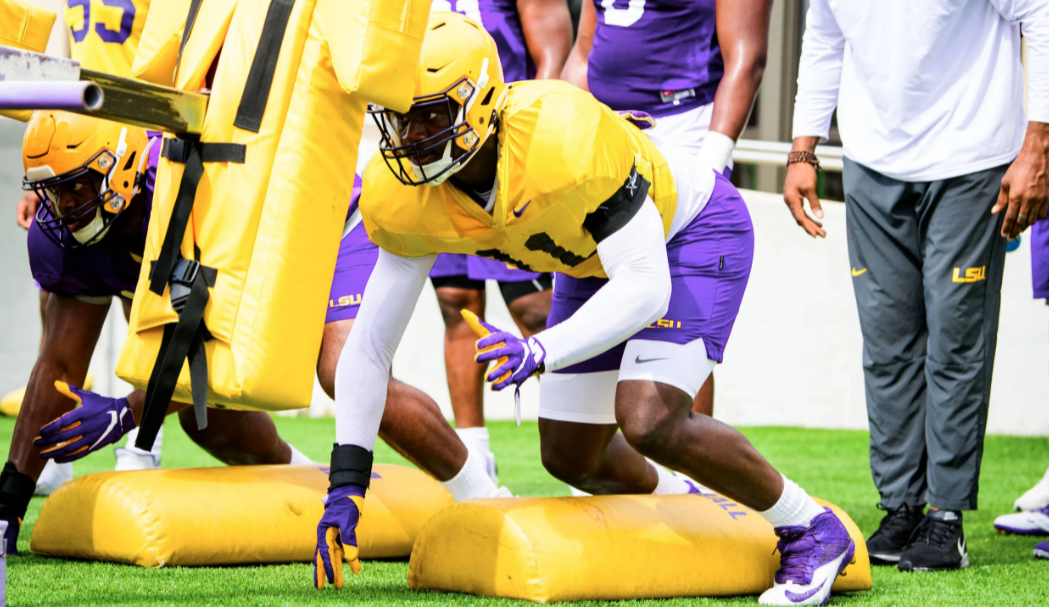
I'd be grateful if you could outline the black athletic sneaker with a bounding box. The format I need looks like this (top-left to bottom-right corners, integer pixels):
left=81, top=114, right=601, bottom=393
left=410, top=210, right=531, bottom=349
left=898, top=509, right=969, bottom=571
left=865, top=503, right=925, bottom=565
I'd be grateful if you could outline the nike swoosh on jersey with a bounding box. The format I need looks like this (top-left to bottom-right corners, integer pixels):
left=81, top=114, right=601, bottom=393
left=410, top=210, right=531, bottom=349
left=89, top=411, right=119, bottom=450
left=513, top=200, right=531, bottom=218
left=635, top=356, right=669, bottom=364
left=784, top=585, right=823, bottom=603
left=851, top=267, right=867, bottom=277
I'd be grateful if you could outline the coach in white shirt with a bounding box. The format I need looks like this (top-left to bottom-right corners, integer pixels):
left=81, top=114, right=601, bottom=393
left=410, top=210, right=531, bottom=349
left=783, top=0, right=1049, bottom=572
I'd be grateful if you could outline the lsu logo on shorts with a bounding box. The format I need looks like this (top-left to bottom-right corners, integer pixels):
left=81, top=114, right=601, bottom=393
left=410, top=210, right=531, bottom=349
left=329, top=294, right=363, bottom=309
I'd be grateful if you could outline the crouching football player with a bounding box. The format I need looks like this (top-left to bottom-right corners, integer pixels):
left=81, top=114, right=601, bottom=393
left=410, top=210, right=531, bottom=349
left=0, top=112, right=313, bottom=555
left=314, top=13, right=856, bottom=605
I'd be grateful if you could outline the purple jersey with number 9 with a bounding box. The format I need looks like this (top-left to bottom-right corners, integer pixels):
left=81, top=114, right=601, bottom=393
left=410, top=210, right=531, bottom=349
left=65, top=0, right=152, bottom=78
left=588, top=0, right=721, bottom=118
left=430, top=0, right=535, bottom=83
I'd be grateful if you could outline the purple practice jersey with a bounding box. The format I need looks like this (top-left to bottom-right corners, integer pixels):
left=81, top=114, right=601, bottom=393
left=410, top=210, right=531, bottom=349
left=432, top=0, right=535, bottom=82
left=28, top=135, right=160, bottom=300
left=1032, top=221, right=1049, bottom=300
left=588, top=0, right=722, bottom=118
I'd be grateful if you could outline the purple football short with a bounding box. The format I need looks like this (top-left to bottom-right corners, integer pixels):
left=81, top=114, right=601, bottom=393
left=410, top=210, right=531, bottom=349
left=429, top=253, right=544, bottom=283
left=548, top=172, right=753, bottom=373
left=326, top=222, right=379, bottom=324
left=1031, top=220, right=1049, bottom=300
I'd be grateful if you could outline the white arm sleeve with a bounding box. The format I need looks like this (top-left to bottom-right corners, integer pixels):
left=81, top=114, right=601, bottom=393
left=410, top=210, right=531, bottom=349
left=991, top=0, right=1049, bottom=123
left=791, top=0, right=845, bottom=141
left=334, top=249, right=436, bottom=449
left=537, top=200, right=672, bottom=371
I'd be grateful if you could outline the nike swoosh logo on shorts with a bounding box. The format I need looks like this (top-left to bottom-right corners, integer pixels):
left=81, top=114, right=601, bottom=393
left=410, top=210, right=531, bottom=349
left=851, top=267, right=867, bottom=277
left=89, top=411, right=119, bottom=450
left=635, top=356, right=669, bottom=364
left=513, top=200, right=531, bottom=218
left=784, top=586, right=823, bottom=603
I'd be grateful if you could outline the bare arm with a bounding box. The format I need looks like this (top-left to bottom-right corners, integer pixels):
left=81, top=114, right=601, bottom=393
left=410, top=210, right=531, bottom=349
left=7, top=294, right=107, bottom=479
left=560, top=0, right=595, bottom=90
left=988, top=0, right=1049, bottom=238
left=518, top=0, right=573, bottom=80
left=708, top=0, right=773, bottom=141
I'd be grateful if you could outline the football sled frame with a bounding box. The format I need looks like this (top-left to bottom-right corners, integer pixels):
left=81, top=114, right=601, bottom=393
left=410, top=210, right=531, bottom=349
left=116, top=0, right=430, bottom=451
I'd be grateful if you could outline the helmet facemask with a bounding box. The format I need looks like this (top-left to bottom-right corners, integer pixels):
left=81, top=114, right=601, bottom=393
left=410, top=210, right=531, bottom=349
left=24, top=128, right=141, bottom=249
left=372, top=72, right=493, bottom=186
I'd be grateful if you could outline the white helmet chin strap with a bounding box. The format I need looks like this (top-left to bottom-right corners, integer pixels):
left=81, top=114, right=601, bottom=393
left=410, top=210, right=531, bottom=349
left=72, top=208, right=109, bottom=244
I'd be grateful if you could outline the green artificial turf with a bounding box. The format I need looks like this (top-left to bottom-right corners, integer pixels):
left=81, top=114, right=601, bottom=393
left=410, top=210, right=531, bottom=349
left=2, top=417, right=1047, bottom=606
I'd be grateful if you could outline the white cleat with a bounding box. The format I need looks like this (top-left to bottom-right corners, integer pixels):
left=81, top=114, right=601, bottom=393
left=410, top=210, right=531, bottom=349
left=994, top=507, right=1049, bottom=537
left=114, top=447, right=160, bottom=471
left=1015, top=467, right=1049, bottom=512
left=34, top=461, right=73, bottom=496
left=483, top=451, right=499, bottom=485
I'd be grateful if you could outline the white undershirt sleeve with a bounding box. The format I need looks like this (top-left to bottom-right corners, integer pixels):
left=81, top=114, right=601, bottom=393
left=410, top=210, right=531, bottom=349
left=791, top=0, right=845, bottom=141
left=537, top=200, right=672, bottom=371
left=991, top=0, right=1049, bottom=124
left=334, top=249, right=436, bottom=450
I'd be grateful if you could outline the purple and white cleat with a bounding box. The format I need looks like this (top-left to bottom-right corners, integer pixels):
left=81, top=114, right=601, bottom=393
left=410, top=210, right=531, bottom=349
left=1035, top=542, right=1049, bottom=560
left=1014, top=467, right=1049, bottom=512
left=758, top=508, right=856, bottom=606
left=994, top=505, right=1049, bottom=537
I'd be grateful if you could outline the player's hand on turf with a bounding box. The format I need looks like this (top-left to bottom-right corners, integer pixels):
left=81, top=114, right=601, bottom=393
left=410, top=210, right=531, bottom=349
left=993, top=122, right=1049, bottom=240
left=16, top=191, right=40, bottom=230
left=462, top=310, right=546, bottom=391
left=34, top=382, right=135, bottom=463
left=314, top=484, right=365, bottom=589
left=783, top=138, right=825, bottom=239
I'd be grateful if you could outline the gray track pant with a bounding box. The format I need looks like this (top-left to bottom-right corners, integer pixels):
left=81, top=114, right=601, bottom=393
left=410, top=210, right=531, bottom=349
left=844, top=158, right=1009, bottom=511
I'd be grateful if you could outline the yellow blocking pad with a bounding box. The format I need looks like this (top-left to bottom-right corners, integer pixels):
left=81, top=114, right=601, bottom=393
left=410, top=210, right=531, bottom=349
left=31, top=464, right=452, bottom=567
left=408, top=495, right=872, bottom=602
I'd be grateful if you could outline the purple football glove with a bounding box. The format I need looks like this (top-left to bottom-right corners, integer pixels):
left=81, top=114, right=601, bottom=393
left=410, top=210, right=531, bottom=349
left=34, top=382, right=135, bottom=463
left=470, top=321, right=546, bottom=391
left=314, top=484, right=365, bottom=589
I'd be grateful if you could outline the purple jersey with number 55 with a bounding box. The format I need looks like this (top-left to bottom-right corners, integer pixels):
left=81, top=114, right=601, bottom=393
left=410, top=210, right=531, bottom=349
left=588, top=0, right=722, bottom=118
left=432, top=0, right=535, bottom=83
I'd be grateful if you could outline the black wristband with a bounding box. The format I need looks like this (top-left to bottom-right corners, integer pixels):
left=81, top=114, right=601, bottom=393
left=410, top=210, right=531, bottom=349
left=328, top=444, right=374, bottom=491
left=0, top=462, right=36, bottom=519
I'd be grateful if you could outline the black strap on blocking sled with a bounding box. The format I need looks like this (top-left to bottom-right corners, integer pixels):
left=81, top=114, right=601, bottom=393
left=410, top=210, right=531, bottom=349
left=135, top=0, right=297, bottom=452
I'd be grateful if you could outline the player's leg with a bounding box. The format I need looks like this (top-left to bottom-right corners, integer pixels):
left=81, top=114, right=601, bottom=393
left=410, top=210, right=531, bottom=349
left=499, top=274, right=553, bottom=338
left=320, top=226, right=500, bottom=499
left=536, top=277, right=695, bottom=496
left=115, top=296, right=163, bottom=470
left=318, top=319, right=467, bottom=481
left=433, top=275, right=488, bottom=428
left=431, top=257, right=496, bottom=478
left=537, top=371, right=659, bottom=495
left=177, top=408, right=311, bottom=465
left=692, top=376, right=714, bottom=416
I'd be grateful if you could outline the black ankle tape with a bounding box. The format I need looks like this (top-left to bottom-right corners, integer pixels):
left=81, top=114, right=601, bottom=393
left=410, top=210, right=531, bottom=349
left=328, top=444, right=373, bottom=491
left=0, top=463, right=36, bottom=518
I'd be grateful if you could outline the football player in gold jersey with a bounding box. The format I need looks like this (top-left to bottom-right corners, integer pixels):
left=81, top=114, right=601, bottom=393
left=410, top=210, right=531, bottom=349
left=316, top=13, right=856, bottom=605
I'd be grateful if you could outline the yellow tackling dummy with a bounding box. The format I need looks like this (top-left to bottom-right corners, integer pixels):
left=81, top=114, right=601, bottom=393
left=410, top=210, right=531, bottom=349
left=408, top=495, right=873, bottom=602
left=116, top=0, right=430, bottom=450
left=31, top=464, right=453, bottom=566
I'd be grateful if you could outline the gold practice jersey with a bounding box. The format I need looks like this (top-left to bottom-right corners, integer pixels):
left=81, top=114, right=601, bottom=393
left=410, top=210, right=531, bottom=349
left=360, top=80, right=680, bottom=280
left=65, top=0, right=151, bottom=77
